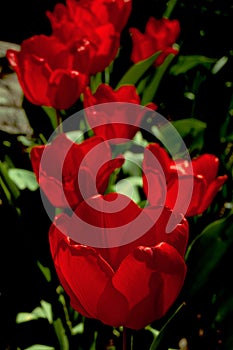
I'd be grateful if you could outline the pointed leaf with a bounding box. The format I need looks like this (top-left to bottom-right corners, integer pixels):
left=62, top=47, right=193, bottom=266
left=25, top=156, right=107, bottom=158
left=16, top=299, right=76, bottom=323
left=116, top=52, right=161, bottom=88
left=37, top=261, right=52, bottom=283
left=184, top=212, right=233, bottom=298
left=170, top=55, right=216, bottom=75
left=8, top=168, right=39, bottom=191
left=23, top=345, right=55, bottom=350
left=40, top=300, right=53, bottom=324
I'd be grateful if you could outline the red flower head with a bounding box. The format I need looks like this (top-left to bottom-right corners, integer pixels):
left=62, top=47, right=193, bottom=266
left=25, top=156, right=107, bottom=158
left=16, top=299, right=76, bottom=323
left=142, top=143, right=228, bottom=216
left=129, top=17, right=181, bottom=66
left=49, top=192, right=189, bottom=329
left=65, top=0, right=132, bottom=32
left=30, top=133, right=124, bottom=209
left=46, top=2, right=120, bottom=74
left=83, top=83, right=157, bottom=143
left=6, top=35, right=89, bottom=109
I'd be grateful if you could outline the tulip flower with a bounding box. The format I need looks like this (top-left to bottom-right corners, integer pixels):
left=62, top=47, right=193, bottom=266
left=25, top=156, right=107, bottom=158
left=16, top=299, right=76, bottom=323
left=49, top=0, right=132, bottom=33
left=46, top=2, right=120, bottom=74
left=30, top=133, right=124, bottom=209
left=129, top=17, right=181, bottom=66
left=142, top=143, right=228, bottom=216
left=6, top=35, right=89, bottom=110
left=49, top=192, right=189, bottom=329
left=83, top=84, right=157, bottom=143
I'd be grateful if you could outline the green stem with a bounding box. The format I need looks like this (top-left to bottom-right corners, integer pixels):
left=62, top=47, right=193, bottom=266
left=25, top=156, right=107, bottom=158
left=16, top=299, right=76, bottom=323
left=105, top=66, right=110, bottom=85
left=0, top=161, right=20, bottom=201
left=149, top=302, right=186, bottom=350
left=141, top=53, right=176, bottom=105
left=56, top=109, right=63, bottom=134
left=163, top=0, right=179, bottom=19
left=90, top=72, right=102, bottom=93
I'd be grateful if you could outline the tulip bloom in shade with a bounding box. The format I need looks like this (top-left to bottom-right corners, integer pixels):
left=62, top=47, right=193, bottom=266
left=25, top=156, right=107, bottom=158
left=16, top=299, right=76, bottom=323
left=6, top=35, right=89, bottom=110
left=65, top=0, right=132, bottom=33
left=47, top=0, right=131, bottom=33
left=83, top=84, right=157, bottom=143
left=30, top=133, right=124, bottom=209
left=46, top=3, right=120, bottom=75
left=49, top=192, right=189, bottom=329
left=142, top=143, right=228, bottom=217
left=129, top=17, right=180, bottom=66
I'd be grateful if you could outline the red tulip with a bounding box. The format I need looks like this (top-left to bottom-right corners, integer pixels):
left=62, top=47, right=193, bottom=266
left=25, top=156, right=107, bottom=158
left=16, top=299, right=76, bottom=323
left=142, top=143, right=228, bottom=216
left=83, top=84, right=157, bottom=143
left=6, top=35, right=89, bottom=109
left=60, top=0, right=132, bottom=32
left=46, top=2, right=120, bottom=74
left=129, top=17, right=181, bottom=66
left=30, top=133, right=124, bottom=209
left=49, top=192, right=188, bottom=329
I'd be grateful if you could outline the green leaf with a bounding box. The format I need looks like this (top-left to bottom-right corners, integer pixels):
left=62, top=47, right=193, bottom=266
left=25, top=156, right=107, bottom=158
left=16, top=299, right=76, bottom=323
left=116, top=52, right=161, bottom=89
left=23, top=346, right=54, bottom=350
left=171, top=118, right=206, bottom=137
left=42, top=106, right=57, bottom=130
left=71, top=322, right=84, bottom=335
left=8, top=168, right=39, bottom=191
left=37, top=261, right=51, bottom=283
left=16, top=311, right=42, bottom=324
left=141, top=53, right=176, bottom=105
left=122, top=151, right=143, bottom=177
left=65, top=130, right=84, bottom=144
left=16, top=300, right=53, bottom=324
left=170, top=55, right=216, bottom=75
left=53, top=318, right=69, bottom=350
left=215, top=294, right=233, bottom=323
left=40, top=300, right=53, bottom=324
left=211, top=55, right=228, bottom=74
left=149, top=303, right=186, bottom=350
left=171, top=118, right=207, bottom=153
left=184, top=212, right=233, bottom=298
left=115, top=176, right=142, bottom=203
left=133, top=131, right=149, bottom=148
left=0, top=160, right=20, bottom=201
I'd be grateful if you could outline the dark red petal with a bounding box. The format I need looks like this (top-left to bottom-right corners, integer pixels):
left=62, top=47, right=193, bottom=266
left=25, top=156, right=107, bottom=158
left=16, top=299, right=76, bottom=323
left=96, top=156, right=125, bottom=194
left=166, top=174, right=207, bottom=217
left=90, top=24, right=120, bottom=74
left=129, top=28, right=156, bottom=63
left=112, top=242, right=186, bottom=329
left=30, top=145, right=45, bottom=182
left=198, top=175, right=228, bottom=214
left=114, top=85, right=140, bottom=103
left=96, top=280, right=129, bottom=327
left=48, top=69, right=88, bottom=109
left=142, top=169, right=167, bottom=206
left=106, top=0, right=132, bottom=32
left=7, top=50, right=51, bottom=106
left=192, top=154, right=219, bottom=182
left=143, top=143, right=173, bottom=179
left=154, top=48, right=179, bottom=67
left=143, top=206, right=189, bottom=256
left=49, top=215, right=114, bottom=318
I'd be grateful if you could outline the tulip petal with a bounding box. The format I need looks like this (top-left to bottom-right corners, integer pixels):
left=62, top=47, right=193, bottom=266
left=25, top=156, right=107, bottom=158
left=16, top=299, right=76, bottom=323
left=112, top=242, right=186, bottom=329
left=49, top=215, right=114, bottom=318
left=48, top=69, right=88, bottom=109
left=198, top=175, right=228, bottom=214
left=192, top=154, right=219, bottom=182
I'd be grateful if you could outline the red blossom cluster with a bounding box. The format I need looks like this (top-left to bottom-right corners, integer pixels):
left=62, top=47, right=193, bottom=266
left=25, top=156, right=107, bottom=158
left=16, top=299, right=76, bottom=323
left=6, top=0, right=228, bottom=331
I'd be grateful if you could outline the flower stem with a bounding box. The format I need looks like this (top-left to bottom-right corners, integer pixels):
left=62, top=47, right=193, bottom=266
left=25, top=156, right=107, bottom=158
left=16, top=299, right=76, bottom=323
left=56, top=109, right=63, bottom=134
left=123, top=327, right=133, bottom=350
